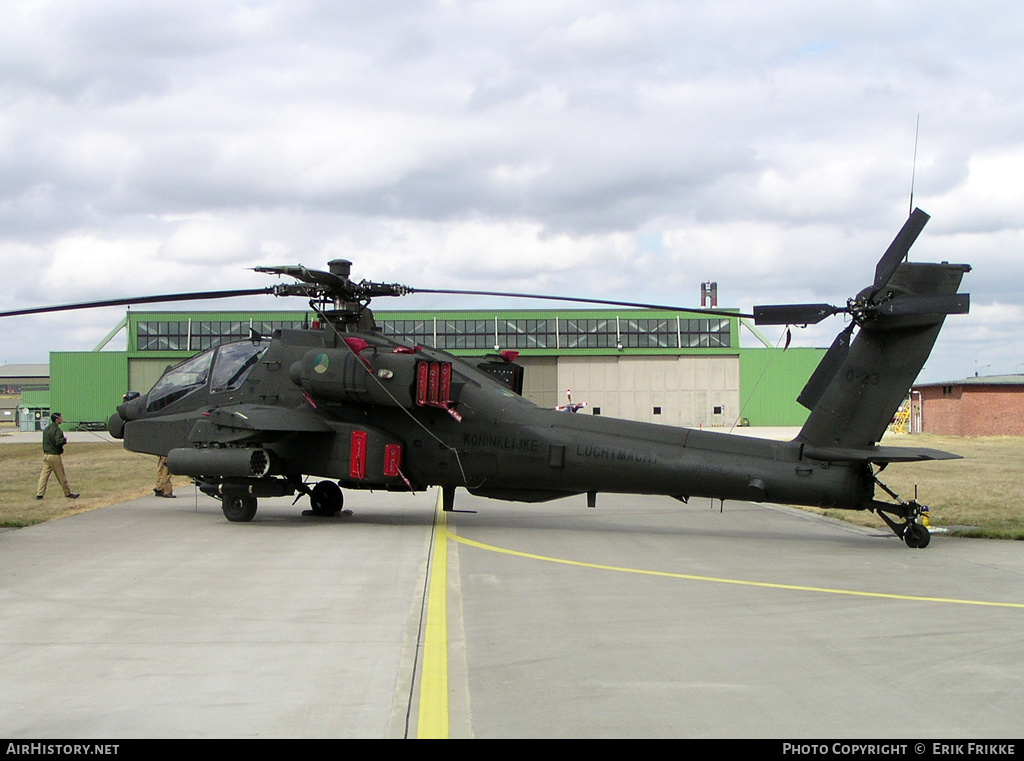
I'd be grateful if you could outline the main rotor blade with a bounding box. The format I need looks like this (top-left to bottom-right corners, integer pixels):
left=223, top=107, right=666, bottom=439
left=873, top=208, right=930, bottom=291
left=0, top=288, right=276, bottom=319
left=410, top=288, right=753, bottom=319
left=253, top=265, right=347, bottom=289
left=752, top=303, right=842, bottom=326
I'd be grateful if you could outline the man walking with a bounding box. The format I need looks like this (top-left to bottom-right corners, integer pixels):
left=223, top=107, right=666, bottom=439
left=36, top=412, right=79, bottom=500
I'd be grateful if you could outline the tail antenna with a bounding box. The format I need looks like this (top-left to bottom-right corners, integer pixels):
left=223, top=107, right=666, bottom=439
left=909, top=114, right=920, bottom=220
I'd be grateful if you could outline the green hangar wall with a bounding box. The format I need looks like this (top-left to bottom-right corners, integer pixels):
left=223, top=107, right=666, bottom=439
left=49, top=352, right=128, bottom=428
left=737, top=347, right=827, bottom=427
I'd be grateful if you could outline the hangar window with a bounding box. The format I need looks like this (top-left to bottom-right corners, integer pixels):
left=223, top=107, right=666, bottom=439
left=378, top=313, right=732, bottom=352
left=382, top=319, right=434, bottom=347
left=136, top=319, right=305, bottom=352
left=137, top=321, right=190, bottom=351
left=620, top=319, right=677, bottom=349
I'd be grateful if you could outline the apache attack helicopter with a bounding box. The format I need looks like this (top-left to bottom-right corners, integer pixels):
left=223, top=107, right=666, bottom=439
left=2, top=209, right=969, bottom=547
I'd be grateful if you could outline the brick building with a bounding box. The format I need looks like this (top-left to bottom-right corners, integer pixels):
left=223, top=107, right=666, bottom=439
left=912, top=375, right=1024, bottom=436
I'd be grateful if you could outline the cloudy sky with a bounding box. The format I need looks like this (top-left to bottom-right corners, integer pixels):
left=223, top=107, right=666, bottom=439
left=2, top=0, right=1021, bottom=382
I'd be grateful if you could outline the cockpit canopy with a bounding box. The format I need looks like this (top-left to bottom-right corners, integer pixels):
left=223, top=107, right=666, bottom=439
left=147, top=341, right=267, bottom=412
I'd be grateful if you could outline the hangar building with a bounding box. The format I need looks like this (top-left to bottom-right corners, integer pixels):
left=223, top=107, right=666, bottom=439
left=47, top=308, right=825, bottom=430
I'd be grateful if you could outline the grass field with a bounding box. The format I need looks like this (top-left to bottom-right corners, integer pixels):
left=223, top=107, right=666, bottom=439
left=1, top=441, right=156, bottom=527
left=1, top=433, right=1022, bottom=537
left=809, top=433, right=1024, bottom=539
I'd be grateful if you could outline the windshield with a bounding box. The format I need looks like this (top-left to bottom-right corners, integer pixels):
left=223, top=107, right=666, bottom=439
left=146, top=351, right=214, bottom=412
left=211, top=341, right=268, bottom=392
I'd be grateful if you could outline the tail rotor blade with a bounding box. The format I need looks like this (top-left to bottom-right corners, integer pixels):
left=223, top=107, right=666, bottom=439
left=753, top=303, right=841, bottom=326
left=796, top=325, right=854, bottom=410
left=873, top=293, right=970, bottom=318
left=873, top=208, right=930, bottom=291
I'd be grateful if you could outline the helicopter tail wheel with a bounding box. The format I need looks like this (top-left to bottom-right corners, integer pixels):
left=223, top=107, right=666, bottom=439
left=903, top=522, right=931, bottom=549
left=871, top=482, right=933, bottom=549
left=309, top=480, right=344, bottom=516
left=223, top=495, right=258, bottom=522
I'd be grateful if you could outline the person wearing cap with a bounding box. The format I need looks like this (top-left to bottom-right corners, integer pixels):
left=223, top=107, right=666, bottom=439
left=36, top=412, right=79, bottom=500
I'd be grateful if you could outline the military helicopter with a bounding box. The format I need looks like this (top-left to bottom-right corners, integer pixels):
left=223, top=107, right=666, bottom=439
left=2, top=209, right=969, bottom=547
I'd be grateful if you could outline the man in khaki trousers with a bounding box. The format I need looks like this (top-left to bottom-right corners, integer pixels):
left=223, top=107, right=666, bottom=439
left=154, top=456, right=175, bottom=498
left=36, top=412, right=79, bottom=500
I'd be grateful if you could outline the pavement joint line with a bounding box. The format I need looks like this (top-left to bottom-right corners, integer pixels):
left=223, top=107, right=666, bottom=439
left=445, top=531, right=1024, bottom=609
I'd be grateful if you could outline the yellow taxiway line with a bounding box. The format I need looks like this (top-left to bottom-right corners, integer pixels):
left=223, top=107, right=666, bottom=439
left=447, top=531, right=1024, bottom=609
left=415, top=499, right=1024, bottom=736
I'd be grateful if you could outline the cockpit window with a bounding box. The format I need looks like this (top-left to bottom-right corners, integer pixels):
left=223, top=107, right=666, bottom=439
left=146, top=351, right=214, bottom=412
left=211, top=341, right=268, bottom=393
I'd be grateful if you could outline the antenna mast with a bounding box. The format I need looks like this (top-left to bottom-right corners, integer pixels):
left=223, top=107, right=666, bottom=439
left=909, top=114, right=920, bottom=218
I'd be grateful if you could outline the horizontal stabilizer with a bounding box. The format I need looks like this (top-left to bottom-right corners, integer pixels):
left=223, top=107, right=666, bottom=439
left=802, top=445, right=961, bottom=464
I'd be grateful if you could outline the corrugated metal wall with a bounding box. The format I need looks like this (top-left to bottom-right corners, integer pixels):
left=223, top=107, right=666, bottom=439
left=556, top=355, right=741, bottom=426
left=517, top=356, right=559, bottom=408
left=50, top=352, right=128, bottom=427
left=737, top=348, right=823, bottom=426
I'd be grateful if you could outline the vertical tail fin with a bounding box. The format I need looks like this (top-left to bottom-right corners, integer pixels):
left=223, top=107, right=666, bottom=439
left=751, top=210, right=970, bottom=451
left=796, top=261, right=970, bottom=449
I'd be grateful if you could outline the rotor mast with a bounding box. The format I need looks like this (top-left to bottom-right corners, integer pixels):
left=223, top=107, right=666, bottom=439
left=253, top=259, right=412, bottom=331
left=324, top=259, right=366, bottom=328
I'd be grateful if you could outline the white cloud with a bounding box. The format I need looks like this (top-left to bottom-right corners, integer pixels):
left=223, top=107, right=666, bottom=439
left=0, top=0, right=1019, bottom=386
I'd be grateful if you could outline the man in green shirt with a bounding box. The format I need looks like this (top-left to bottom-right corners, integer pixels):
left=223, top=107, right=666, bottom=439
left=36, top=412, right=79, bottom=500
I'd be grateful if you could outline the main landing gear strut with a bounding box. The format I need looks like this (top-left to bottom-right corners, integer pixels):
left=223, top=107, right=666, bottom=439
left=869, top=472, right=931, bottom=549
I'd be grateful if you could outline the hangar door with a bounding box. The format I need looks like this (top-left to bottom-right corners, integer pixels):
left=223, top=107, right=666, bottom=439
left=129, top=358, right=181, bottom=396
left=557, top=355, right=740, bottom=427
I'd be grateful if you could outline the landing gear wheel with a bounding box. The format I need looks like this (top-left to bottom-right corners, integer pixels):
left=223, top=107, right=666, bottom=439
left=223, top=495, right=258, bottom=522
left=310, top=481, right=344, bottom=516
left=904, top=522, right=931, bottom=549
